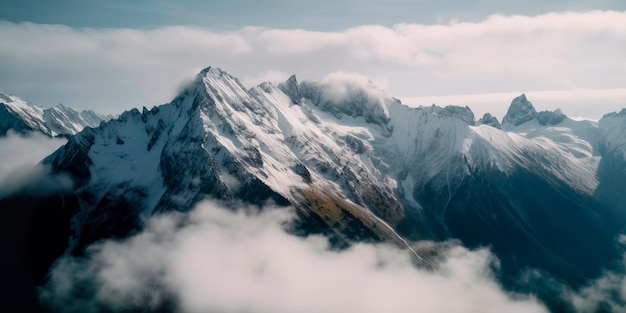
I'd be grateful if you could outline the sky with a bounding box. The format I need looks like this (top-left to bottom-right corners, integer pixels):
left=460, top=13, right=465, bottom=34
left=0, top=1, right=625, bottom=119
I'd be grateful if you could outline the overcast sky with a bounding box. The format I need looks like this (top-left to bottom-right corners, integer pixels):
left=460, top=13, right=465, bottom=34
left=0, top=1, right=625, bottom=119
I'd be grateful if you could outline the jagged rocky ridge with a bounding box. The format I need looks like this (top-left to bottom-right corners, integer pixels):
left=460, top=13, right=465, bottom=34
left=0, top=91, right=113, bottom=137
left=502, top=93, right=567, bottom=128
left=478, top=113, right=501, bottom=128
left=16, top=68, right=626, bottom=309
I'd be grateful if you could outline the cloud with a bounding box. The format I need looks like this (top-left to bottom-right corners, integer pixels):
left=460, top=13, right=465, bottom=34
left=569, top=270, right=626, bottom=313
left=0, top=131, right=65, bottom=180
left=0, top=163, right=73, bottom=199
left=566, top=243, right=626, bottom=313
left=318, top=71, right=388, bottom=103
left=40, top=200, right=547, bottom=313
left=0, top=131, right=70, bottom=198
left=0, top=11, right=625, bottom=118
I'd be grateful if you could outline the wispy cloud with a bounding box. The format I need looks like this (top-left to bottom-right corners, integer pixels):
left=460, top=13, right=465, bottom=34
left=569, top=269, right=626, bottom=313
left=40, top=200, right=548, bottom=313
left=0, top=131, right=69, bottom=198
left=0, top=11, right=625, bottom=118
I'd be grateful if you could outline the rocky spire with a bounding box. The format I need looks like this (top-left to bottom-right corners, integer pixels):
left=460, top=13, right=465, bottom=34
left=277, top=75, right=301, bottom=104
left=502, top=94, right=537, bottom=126
left=478, top=113, right=501, bottom=128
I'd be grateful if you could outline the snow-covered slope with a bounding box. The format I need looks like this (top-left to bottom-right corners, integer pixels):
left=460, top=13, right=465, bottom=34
left=40, top=67, right=626, bottom=286
left=0, top=91, right=113, bottom=137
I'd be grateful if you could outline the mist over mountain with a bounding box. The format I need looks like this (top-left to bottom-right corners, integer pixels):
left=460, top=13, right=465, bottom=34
left=2, top=67, right=626, bottom=312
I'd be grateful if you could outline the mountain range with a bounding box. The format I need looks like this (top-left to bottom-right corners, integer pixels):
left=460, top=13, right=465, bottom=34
left=0, top=91, right=113, bottom=137
left=2, top=67, right=626, bottom=312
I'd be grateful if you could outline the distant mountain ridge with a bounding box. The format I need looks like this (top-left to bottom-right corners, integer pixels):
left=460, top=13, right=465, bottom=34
left=0, top=91, right=113, bottom=137
left=502, top=93, right=567, bottom=128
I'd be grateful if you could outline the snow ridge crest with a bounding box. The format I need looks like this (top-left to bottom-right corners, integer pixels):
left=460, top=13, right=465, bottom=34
left=0, top=90, right=112, bottom=137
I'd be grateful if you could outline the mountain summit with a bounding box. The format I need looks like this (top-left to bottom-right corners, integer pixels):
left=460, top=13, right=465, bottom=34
left=502, top=94, right=537, bottom=126
left=502, top=93, right=567, bottom=128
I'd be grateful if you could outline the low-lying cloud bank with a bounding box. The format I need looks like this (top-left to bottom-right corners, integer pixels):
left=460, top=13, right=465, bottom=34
left=40, top=201, right=548, bottom=313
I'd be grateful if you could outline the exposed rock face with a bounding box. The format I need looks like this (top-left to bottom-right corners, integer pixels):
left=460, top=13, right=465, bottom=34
left=278, top=75, right=301, bottom=104
left=502, top=94, right=537, bottom=126
left=501, top=94, right=569, bottom=128
left=537, top=109, right=567, bottom=126
left=281, top=75, right=394, bottom=136
left=477, top=113, right=501, bottom=128
left=443, top=105, right=475, bottom=125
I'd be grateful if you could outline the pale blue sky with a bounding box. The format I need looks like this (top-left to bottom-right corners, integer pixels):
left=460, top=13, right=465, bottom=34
left=1, top=0, right=624, bottom=30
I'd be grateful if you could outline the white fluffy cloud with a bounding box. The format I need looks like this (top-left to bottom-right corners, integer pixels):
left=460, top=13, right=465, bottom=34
left=318, top=71, right=388, bottom=103
left=40, top=201, right=548, bottom=313
left=1, top=11, right=625, bottom=118
left=566, top=253, right=626, bottom=313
